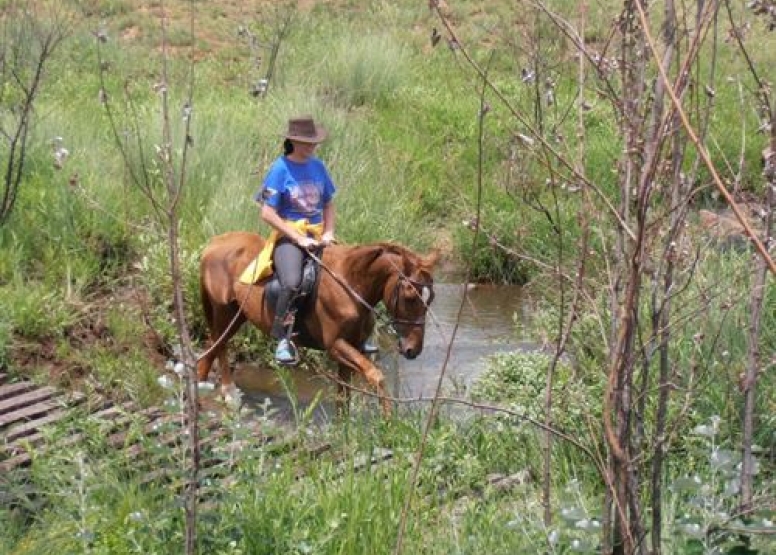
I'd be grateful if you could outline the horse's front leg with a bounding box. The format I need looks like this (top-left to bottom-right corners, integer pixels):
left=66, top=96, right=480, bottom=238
left=329, top=338, right=392, bottom=417
left=335, top=364, right=352, bottom=416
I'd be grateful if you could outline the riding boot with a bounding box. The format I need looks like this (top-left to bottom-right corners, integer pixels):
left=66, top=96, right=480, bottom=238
left=271, top=287, right=298, bottom=339
left=272, top=287, right=299, bottom=365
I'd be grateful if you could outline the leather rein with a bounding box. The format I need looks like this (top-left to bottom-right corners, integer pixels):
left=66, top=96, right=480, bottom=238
left=306, top=249, right=433, bottom=331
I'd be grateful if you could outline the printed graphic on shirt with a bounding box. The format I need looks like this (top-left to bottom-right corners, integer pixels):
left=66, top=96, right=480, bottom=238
left=288, top=181, right=321, bottom=216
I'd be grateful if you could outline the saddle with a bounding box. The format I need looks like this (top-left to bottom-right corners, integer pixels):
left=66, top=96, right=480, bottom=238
left=263, top=253, right=322, bottom=320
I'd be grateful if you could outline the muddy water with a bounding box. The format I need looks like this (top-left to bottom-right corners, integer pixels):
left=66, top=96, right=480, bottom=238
left=233, top=283, right=530, bottom=420
left=381, top=283, right=530, bottom=399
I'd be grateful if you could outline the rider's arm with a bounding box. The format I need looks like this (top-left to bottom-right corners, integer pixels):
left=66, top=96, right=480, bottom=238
left=260, top=203, right=316, bottom=248
left=322, top=201, right=336, bottom=244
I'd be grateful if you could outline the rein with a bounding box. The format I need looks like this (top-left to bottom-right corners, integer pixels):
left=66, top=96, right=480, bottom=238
left=305, top=248, right=432, bottom=332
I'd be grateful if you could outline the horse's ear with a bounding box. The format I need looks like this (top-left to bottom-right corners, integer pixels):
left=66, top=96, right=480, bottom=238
left=422, top=249, right=441, bottom=270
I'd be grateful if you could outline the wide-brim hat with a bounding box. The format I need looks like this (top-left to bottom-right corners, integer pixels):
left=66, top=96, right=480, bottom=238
left=284, top=116, right=328, bottom=144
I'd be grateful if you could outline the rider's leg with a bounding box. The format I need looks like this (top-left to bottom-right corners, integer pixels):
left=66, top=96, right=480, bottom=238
left=271, top=239, right=305, bottom=363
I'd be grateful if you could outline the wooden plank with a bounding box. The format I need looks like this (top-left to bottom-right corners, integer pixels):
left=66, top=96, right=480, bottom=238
left=0, top=402, right=143, bottom=470
left=1, top=428, right=93, bottom=470
left=0, top=392, right=83, bottom=428
left=107, top=412, right=185, bottom=455
left=0, top=387, right=59, bottom=416
left=0, top=399, right=62, bottom=428
left=138, top=428, right=241, bottom=486
left=138, top=428, right=280, bottom=489
left=0, top=382, right=36, bottom=402
left=1, top=402, right=132, bottom=457
left=0, top=452, right=35, bottom=472
left=353, top=447, right=393, bottom=471
left=114, top=412, right=231, bottom=460
left=0, top=393, right=290, bottom=497
left=0, top=480, right=38, bottom=508
left=3, top=409, right=68, bottom=442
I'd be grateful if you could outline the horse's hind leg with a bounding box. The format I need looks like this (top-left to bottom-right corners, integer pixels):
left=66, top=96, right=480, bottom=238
left=197, top=329, right=221, bottom=382
left=197, top=278, right=221, bottom=383
left=336, top=364, right=353, bottom=416
left=197, top=303, right=245, bottom=400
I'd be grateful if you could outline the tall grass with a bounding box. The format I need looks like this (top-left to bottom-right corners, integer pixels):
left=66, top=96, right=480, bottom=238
left=0, top=385, right=580, bottom=554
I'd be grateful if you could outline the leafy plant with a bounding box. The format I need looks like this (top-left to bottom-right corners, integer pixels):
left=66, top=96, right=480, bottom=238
left=470, top=351, right=597, bottom=430
left=668, top=416, right=775, bottom=554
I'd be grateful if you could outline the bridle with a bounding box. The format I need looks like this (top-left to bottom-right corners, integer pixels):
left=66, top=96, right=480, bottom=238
left=388, top=274, right=435, bottom=329
left=305, top=248, right=434, bottom=332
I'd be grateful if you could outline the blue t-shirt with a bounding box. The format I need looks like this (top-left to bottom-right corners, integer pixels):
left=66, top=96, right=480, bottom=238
left=255, top=156, right=336, bottom=224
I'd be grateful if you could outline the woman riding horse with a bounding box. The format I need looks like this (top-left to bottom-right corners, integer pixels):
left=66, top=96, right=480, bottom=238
left=256, top=116, right=377, bottom=364
left=255, top=116, right=337, bottom=364
left=199, top=117, right=436, bottom=413
left=198, top=234, right=439, bottom=415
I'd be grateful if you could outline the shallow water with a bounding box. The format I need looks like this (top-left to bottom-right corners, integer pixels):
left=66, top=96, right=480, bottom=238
left=233, top=283, right=531, bottom=421
left=381, top=283, right=531, bottom=399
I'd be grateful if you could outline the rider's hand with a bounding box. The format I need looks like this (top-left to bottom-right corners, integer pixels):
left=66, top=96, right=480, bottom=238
left=321, top=231, right=336, bottom=246
left=297, top=236, right=319, bottom=250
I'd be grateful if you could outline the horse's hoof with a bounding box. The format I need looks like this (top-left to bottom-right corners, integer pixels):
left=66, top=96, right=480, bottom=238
left=197, top=381, right=215, bottom=394
left=361, top=340, right=379, bottom=355
left=222, top=384, right=243, bottom=408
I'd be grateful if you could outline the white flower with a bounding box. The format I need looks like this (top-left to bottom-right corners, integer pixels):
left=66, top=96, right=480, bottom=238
left=680, top=522, right=704, bottom=538
left=548, top=529, right=560, bottom=545
left=157, top=375, right=174, bottom=390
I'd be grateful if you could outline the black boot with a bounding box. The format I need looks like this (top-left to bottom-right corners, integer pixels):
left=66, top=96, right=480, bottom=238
left=271, top=287, right=296, bottom=337
left=272, top=287, right=298, bottom=364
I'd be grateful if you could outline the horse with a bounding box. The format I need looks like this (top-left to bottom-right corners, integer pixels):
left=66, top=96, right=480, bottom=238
left=196, top=231, right=439, bottom=415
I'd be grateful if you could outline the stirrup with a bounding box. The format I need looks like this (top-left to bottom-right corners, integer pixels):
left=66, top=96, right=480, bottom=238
left=275, top=338, right=299, bottom=365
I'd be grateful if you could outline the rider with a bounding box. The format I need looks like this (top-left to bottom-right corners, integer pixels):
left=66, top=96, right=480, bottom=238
left=256, top=116, right=337, bottom=364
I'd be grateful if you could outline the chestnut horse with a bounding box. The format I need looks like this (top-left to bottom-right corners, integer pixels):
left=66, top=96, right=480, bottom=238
left=196, top=231, right=439, bottom=414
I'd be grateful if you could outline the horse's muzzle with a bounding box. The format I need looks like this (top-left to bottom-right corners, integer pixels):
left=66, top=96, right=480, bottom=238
left=399, top=338, right=423, bottom=360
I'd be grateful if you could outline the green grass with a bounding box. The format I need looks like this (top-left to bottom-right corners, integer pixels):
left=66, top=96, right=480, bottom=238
left=7, top=387, right=769, bottom=554
left=0, top=398, right=586, bottom=554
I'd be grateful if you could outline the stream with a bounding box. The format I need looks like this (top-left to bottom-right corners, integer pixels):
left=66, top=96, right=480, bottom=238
left=231, top=283, right=533, bottom=421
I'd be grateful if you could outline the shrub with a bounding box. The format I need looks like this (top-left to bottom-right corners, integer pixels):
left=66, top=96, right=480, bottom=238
left=470, top=350, right=599, bottom=432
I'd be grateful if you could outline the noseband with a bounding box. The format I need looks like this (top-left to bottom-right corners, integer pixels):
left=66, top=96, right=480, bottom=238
left=388, top=275, right=434, bottom=329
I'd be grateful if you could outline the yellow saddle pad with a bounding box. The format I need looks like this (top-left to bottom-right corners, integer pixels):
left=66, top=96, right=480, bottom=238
left=239, top=220, right=323, bottom=284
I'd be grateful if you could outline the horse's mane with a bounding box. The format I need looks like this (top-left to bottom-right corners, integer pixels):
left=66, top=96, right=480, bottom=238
left=368, top=242, right=415, bottom=256
left=348, top=241, right=417, bottom=258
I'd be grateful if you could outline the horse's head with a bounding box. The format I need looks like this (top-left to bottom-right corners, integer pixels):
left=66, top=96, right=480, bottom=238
left=384, top=248, right=440, bottom=359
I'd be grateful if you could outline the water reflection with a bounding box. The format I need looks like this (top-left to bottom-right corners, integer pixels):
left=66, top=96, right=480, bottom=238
left=380, top=283, right=529, bottom=400
left=236, top=283, right=529, bottom=419
left=233, top=361, right=337, bottom=422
